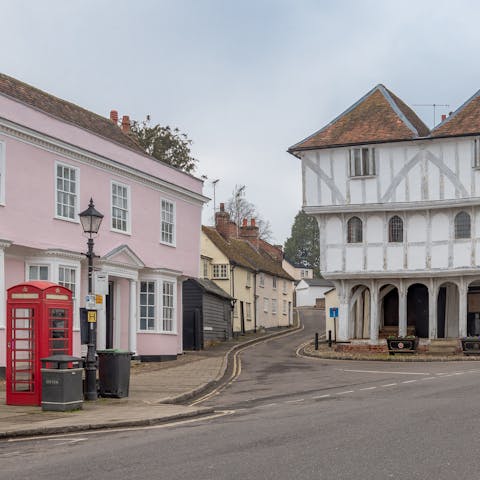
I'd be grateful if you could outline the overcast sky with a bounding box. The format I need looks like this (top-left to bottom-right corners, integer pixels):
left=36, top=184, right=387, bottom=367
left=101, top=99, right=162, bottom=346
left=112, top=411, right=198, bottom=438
left=2, top=0, right=480, bottom=243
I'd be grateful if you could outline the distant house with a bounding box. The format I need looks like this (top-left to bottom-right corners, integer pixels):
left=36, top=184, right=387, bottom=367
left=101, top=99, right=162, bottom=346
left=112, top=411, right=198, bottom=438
left=182, top=278, right=233, bottom=350
left=201, top=204, right=295, bottom=333
left=282, top=259, right=314, bottom=282
left=295, top=278, right=333, bottom=307
left=0, top=72, right=207, bottom=376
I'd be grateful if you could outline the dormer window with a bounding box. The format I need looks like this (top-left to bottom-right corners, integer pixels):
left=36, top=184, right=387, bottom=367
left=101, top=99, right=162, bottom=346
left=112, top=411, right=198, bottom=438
left=349, top=147, right=376, bottom=177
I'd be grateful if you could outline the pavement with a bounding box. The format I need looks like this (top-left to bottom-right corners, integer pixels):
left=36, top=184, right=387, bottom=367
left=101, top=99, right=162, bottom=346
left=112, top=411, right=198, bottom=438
left=0, top=324, right=299, bottom=439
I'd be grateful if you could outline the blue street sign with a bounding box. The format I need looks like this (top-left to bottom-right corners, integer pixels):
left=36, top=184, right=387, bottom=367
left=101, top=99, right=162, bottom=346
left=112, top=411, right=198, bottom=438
left=329, top=307, right=338, bottom=318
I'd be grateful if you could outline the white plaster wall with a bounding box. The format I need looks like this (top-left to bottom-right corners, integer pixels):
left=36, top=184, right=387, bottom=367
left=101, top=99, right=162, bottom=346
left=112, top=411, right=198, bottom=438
left=367, top=246, right=383, bottom=270
left=366, top=216, right=383, bottom=243
left=431, top=244, right=449, bottom=269
left=326, top=217, right=342, bottom=243
left=326, top=247, right=342, bottom=271
left=387, top=246, right=403, bottom=270
left=408, top=246, right=426, bottom=270
left=346, top=247, right=363, bottom=271
left=453, top=242, right=470, bottom=267
left=431, top=212, right=449, bottom=241
left=408, top=214, right=427, bottom=242
left=296, top=286, right=332, bottom=307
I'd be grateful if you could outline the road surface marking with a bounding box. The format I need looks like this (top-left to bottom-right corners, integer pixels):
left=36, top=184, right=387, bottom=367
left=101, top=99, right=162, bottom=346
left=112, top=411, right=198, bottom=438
left=359, top=386, right=377, bottom=391
left=382, top=383, right=397, bottom=387
left=286, top=399, right=305, bottom=404
left=337, top=390, right=354, bottom=395
left=312, top=394, right=331, bottom=399
left=259, top=403, right=278, bottom=408
left=421, top=377, right=436, bottom=381
left=402, top=380, right=417, bottom=384
left=7, top=411, right=236, bottom=443
left=340, top=369, right=430, bottom=376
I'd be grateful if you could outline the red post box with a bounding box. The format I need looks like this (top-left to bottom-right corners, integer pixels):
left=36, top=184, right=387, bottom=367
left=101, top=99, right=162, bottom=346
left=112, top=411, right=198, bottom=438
left=6, top=281, right=73, bottom=406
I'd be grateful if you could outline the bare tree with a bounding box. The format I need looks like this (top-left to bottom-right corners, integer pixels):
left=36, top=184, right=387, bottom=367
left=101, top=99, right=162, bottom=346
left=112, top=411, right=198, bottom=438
left=225, top=185, right=273, bottom=241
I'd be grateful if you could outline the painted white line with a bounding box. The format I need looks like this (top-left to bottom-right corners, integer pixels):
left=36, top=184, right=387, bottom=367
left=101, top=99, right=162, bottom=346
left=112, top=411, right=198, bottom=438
left=286, top=399, right=305, bottom=404
left=7, top=410, right=235, bottom=443
left=402, top=380, right=417, bottom=384
left=337, top=390, right=354, bottom=395
left=420, top=377, right=436, bottom=381
left=454, top=372, right=465, bottom=375
left=382, top=383, right=398, bottom=387
left=340, top=369, right=430, bottom=376
left=359, top=386, right=377, bottom=391
left=312, top=394, right=331, bottom=399
left=259, top=403, right=278, bottom=408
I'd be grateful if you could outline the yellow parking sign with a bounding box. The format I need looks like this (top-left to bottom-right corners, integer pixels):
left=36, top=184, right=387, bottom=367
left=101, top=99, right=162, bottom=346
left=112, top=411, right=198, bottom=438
left=87, top=311, right=97, bottom=323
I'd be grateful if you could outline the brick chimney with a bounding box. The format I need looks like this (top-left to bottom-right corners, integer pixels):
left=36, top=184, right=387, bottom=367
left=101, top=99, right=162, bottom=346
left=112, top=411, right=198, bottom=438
left=239, top=218, right=259, bottom=250
left=121, top=115, right=130, bottom=133
left=215, top=203, right=237, bottom=240
left=110, top=110, right=119, bottom=124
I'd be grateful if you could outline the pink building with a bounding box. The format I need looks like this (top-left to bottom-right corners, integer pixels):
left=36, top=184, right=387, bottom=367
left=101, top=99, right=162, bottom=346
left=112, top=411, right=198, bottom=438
left=0, top=73, right=207, bottom=373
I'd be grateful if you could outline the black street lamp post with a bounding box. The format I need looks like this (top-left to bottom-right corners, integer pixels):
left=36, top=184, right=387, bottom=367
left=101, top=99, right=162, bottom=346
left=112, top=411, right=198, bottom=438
left=78, top=198, right=104, bottom=401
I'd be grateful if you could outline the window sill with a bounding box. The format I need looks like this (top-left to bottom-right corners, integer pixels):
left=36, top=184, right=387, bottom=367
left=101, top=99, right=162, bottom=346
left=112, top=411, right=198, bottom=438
left=160, top=240, right=177, bottom=248
left=111, top=228, right=131, bottom=236
left=54, top=215, right=80, bottom=224
left=213, top=277, right=229, bottom=281
left=137, top=330, right=178, bottom=335
left=349, top=175, right=377, bottom=180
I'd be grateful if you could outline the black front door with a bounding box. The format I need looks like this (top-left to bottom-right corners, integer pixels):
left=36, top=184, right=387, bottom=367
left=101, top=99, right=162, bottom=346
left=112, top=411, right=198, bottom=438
left=240, top=301, right=245, bottom=334
left=105, top=281, right=114, bottom=349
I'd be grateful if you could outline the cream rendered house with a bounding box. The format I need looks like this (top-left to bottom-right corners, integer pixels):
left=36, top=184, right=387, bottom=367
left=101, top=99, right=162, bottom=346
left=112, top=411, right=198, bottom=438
left=201, top=204, right=294, bottom=333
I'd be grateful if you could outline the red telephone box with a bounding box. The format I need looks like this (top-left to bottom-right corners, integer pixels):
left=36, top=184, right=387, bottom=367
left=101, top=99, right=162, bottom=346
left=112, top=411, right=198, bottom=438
left=6, top=281, right=73, bottom=406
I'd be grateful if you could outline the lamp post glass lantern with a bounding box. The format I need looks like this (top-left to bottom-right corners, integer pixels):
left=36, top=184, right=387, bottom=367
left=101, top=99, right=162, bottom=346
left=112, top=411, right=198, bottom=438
left=79, top=198, right=103, bottom=401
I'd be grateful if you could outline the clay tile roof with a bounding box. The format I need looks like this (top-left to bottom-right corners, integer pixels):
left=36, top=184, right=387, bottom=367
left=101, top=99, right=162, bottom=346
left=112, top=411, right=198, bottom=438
left=289, top=84, right=430, bottom=152
left=202, top=226, right=294, bottom=281
left=0, top=72, right=143, bottom=152
left=430, top=89, right=480, bottom=138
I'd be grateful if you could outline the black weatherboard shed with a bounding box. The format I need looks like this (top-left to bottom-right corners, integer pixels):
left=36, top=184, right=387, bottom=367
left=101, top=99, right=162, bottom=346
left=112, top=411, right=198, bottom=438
left=183, top=278, right=234, bottom=350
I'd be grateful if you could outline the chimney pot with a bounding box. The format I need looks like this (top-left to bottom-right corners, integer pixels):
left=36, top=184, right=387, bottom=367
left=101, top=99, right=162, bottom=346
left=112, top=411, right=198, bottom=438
left=110, top=110, right=119, bottom=124
left=441, top=114, right=447, bottom=122
left=251, top=218, right=256, bottom=227
left=242, top=218, right=248, bottom=227
left=220, top=203, right=225, bottom=212
left=121, top=115, right=130, bottom=133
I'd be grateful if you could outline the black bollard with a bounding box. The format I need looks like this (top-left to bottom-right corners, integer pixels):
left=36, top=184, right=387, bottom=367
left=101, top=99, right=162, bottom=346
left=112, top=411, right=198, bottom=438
left=328, top=330, right=332, bottom=348
left=315, top=332, right=319, bottom=350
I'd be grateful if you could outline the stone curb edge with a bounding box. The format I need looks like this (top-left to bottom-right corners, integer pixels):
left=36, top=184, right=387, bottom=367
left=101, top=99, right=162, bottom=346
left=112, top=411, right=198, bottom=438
left=160, top=318, right=303, bottom=405
left=0, top=407, right=215, bottom=440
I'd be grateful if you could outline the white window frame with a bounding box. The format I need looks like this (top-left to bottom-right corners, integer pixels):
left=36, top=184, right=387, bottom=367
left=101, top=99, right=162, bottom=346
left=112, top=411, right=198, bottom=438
left=246, top=302, right=252, bottom=320
left=160, top=198, right=176, bottom=246
left=161, top=280, right=176, bottom=333
left=272, top=298, right=277, bottom=315
left=349, top=147, right=376, bottom=177
left=54, top=161, right=80, bottom=222
left=0, top=141, right=5, bottom=206
left=213, top=264, right=229, bottom=279
left=26, top=264, right=50, bottom=281
left=246, top=271, right=252, bottom=288
left=283, top=280, right=287, bottom=294
left=111, top=180, right=131, bottom=234
left=202, top=259, right=210, bottom=279
left=263, top=297, right=268, bottom=313
left=139, top=280, right=156, bottom=331
left=259, top=272, right=265, bottom=288
left=473, top=139, right=480, bottom=168
left=137, top=276, right=177, bottom=335
left=272, top=277, right=277, bottom=290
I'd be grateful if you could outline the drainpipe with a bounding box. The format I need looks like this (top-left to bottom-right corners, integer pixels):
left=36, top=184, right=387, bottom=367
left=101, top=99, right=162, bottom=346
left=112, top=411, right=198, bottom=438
left=230, top=262, right=236, bottom=335
left=253, top=271, right=257, bottom=333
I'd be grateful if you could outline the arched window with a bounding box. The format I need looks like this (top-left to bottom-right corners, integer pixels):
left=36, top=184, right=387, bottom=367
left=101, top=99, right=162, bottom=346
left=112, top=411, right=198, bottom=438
left=388, top=215, right=403, bottom=242
left=347, top=217, right=363, bottom=243
left=455, top=211, right=471, bottom=239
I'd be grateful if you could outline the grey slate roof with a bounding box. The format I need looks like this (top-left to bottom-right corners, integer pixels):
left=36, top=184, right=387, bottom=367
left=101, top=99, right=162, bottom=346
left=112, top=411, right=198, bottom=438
left=303, top=278, right=334, bottom=287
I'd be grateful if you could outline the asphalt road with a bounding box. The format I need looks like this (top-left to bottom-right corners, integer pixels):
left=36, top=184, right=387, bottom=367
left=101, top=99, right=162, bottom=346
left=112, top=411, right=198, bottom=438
left=2, top=310, right=480, bottom=480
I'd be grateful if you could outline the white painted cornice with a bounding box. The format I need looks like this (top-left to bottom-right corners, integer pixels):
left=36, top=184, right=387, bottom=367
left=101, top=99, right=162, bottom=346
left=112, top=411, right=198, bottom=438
left=324, top=268, right=480, bottom=280
left=305, top=197, right=480, bottom=215
left=0, top=117, right=209, bottom=206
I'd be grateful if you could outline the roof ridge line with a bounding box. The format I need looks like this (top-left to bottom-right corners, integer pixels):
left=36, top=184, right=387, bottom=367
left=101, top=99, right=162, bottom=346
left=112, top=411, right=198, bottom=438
left=378, top=85, right=419, bottom=136
left=288, top=84, right=384, bottom=152
left=431, top=88, right=480, bottom=133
